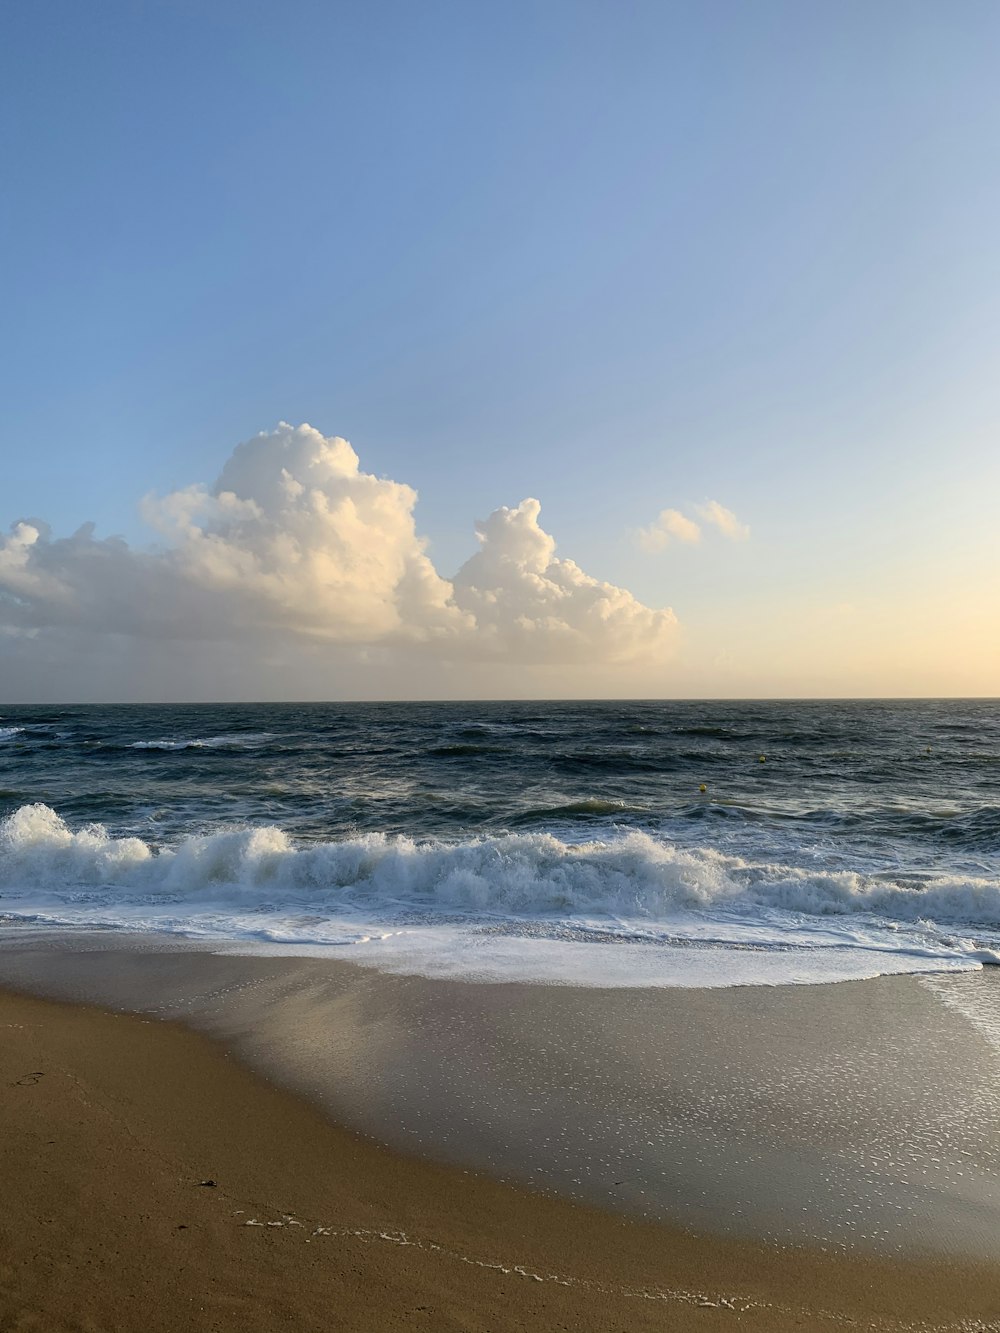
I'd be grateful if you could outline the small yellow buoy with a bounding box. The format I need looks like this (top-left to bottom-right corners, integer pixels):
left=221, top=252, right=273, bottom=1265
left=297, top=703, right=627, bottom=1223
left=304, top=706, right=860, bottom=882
left=699, top=783, right=707, bottom=793
left=758, top=755, right=766, bottom=763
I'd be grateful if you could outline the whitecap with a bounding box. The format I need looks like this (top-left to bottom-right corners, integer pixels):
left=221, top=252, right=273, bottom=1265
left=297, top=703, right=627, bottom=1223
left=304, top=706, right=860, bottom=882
left=128, top=733, right=277, bottom=751
left=1, top=804, right=997, bottom=987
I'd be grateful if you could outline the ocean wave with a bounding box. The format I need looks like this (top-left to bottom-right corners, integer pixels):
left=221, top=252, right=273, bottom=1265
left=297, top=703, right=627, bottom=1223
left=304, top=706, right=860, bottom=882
left=2, top=803, right=999, bottom=932
left=426, top=743, right=506, bottom=757
left=0, top=727, right=24, bottom=742
left=552, top=751, right=668, bottom=774
left=913, top=805, right=1000, bottom=848
left=672, top=725, right=748, bottom=739
left=127, top=733, right=277, bottom=752
left=508, top=799, right=647, bottom=825
left=675, top=800, right=1000, bottom=847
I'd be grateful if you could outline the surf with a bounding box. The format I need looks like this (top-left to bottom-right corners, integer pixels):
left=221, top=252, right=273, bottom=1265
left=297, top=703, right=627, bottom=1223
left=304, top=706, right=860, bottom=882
left=1, top=803, right=998, bottom=987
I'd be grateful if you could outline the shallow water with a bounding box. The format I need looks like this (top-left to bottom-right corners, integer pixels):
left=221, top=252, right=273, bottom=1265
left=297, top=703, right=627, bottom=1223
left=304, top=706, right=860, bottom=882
left=1, top=699, right=998, bottom=985
left=2, top=935, right=999, bottom=1261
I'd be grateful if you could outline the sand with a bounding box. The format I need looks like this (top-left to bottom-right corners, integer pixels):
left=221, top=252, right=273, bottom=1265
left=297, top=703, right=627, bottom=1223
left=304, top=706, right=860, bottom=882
left=3, top=938, right=1000, bottom=1258
left=2, top=983, right=999, bottom=1333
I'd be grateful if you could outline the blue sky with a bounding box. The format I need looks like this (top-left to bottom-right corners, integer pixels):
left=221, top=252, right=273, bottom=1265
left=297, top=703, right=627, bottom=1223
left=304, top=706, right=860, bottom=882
left=2, top=0, right=998, bottom=698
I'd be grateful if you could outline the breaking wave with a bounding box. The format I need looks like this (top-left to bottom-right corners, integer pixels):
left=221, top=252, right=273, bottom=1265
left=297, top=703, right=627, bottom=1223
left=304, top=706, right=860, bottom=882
left=2, top=803, right=999, bottom=942
left=127, top=733, right=277, bottom=751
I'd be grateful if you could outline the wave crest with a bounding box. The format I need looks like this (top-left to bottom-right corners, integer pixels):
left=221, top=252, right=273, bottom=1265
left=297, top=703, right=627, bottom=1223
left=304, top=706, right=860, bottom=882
left=127, top=732, right=277, bottom=751
left=2, top=804, right=999, bottom=932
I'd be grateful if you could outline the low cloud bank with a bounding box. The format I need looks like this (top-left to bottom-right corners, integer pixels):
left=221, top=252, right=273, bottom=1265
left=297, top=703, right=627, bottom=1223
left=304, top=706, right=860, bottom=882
left=0, top=423, right=676, bottom=670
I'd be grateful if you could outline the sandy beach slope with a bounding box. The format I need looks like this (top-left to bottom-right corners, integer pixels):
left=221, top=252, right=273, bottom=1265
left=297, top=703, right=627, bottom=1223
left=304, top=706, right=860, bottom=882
left=2, top=985, right=998, bottom=1333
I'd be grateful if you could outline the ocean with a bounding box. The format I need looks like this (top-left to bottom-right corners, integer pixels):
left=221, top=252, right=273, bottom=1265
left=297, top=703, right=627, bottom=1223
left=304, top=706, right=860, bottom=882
left=1, top=698, right=999, bottom=988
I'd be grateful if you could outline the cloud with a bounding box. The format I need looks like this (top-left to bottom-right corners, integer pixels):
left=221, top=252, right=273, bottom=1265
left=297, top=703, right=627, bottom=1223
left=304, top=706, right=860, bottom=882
left=636, top=498, right=749, bottom=552
left=636, top=508, right=702, bottom=552
left=138, top=424, right=462, bottom=643
left=694, top=500, right=750, bottom=541
left=454, top=499, right=676, bottom=662
left=0, top=423, right=676, bottom=675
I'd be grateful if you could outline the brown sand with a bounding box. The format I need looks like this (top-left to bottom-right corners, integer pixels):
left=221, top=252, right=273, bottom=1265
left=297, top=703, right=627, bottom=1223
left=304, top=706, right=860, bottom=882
left=1, top=986, right=997, bottom=1333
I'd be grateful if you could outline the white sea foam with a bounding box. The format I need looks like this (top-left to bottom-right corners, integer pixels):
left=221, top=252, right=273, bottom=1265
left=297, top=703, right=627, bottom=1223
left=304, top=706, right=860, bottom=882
left=0, top=803, right=996, bottom=986
left=920, top=973, right=1000, bottom=1057
left=220, top=933, right=979, bottom=988
left=128, top=732, right=277, bottom=751
left=0, top=727, right=24, bottom=742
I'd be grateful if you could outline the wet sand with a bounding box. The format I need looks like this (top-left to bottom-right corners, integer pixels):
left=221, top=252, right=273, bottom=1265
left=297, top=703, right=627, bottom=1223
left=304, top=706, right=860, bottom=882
left=3, top=983, right=1000, bottom=1333
left=2, top=934, right=1000, bottom=1259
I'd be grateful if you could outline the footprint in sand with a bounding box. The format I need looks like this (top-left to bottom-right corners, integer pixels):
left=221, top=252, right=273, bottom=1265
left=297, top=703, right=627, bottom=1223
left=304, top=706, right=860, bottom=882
left=10, top=1071, right=44, bottom=1087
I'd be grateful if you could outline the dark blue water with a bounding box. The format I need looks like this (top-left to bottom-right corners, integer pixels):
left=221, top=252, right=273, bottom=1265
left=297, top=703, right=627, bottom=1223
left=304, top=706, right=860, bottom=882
left=1, top=700, right=998, bottom=984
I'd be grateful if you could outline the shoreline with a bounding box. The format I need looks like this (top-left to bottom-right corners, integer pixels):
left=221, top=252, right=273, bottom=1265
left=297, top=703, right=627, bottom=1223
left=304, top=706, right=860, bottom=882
left=3, top=982, right=1000, bottom=1332
left=2, top=933, right=1000, bottom=1259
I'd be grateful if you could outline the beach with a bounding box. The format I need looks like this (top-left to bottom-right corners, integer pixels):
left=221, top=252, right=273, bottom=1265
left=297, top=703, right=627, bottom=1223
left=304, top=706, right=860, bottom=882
left=5, top=0, right=1000, bottom=1314
left=2, top=942, right=1000, bottom=1331
left=2, top=701, right=1000, bottom=1328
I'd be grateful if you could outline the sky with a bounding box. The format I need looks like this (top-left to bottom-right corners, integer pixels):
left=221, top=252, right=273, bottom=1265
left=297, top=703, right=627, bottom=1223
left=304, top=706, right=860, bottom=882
left=1, top=0, right=998, bottom=701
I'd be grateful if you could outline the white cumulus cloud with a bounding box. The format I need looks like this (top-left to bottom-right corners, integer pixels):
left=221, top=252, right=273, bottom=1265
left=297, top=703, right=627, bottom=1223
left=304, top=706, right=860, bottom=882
left=0, top=423, right=677, bottom=677
left=637, top=498, right=749, bottom=552
left=138, top=424, right=463, bottom=642
left=454, top=499, right=676, bottom=662
left=636, top=508, right=702, bottom=552
left=694, top=499, right=750, bottom=541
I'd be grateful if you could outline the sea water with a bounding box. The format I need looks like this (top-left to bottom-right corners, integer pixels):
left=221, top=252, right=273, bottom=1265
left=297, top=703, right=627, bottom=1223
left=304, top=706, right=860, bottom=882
left=1, top=699, right=998, bottom=988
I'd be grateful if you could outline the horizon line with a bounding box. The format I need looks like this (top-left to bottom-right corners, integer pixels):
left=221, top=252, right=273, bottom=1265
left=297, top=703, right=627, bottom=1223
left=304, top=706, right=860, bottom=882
left=3, top=696, right=999, bottom=707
